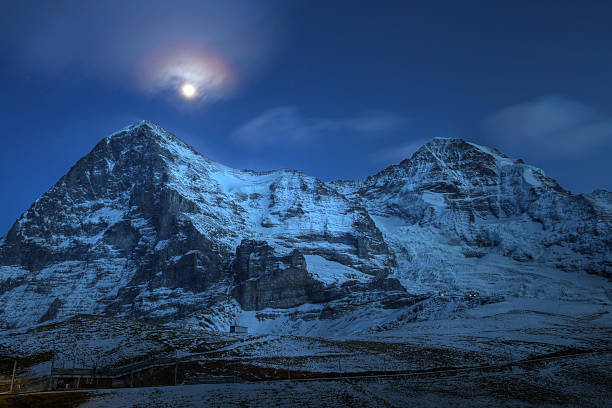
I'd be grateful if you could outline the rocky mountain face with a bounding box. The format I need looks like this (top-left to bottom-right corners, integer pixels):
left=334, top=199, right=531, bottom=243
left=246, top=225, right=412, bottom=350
left=231, top=240, right=327, bottom=310
left=0, top=121, right=609, bottom=331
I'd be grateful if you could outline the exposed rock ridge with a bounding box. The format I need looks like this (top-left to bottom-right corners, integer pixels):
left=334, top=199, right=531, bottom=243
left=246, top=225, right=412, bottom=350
left=0, top=121, right=609, bottom=330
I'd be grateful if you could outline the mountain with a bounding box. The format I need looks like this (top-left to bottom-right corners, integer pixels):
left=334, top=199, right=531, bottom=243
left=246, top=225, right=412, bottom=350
left=0, top=121, right=610, bottom=332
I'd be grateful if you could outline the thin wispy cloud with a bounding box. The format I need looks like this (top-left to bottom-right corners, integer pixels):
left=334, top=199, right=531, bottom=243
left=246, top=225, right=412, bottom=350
left=371, top=140, right=427, bottom=164
left=483, top=96, right=612, bottom=156
left=0, top=0, right=291, bottom=103
left=233, top=107, right=408, bottom=145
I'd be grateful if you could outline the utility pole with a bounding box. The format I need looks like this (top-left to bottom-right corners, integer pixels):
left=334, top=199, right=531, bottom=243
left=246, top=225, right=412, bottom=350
left=9, top=359, right=17, bottom=393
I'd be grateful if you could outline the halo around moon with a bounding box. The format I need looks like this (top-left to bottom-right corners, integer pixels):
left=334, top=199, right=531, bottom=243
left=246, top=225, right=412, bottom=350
left=138, top=43, right=237, bottom=103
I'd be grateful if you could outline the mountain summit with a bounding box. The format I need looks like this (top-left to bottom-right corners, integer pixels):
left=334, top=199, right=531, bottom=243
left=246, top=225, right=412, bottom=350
left=0, top=121, right=609, bottom=331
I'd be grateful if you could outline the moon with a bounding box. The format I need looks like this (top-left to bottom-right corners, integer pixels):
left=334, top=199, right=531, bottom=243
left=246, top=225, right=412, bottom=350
left=180, top=82, right=197, bottom=99
left=138, top=44, right=236, bottom=103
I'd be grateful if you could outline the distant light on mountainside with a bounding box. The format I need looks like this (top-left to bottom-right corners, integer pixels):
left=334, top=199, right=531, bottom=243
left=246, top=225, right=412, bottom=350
left=0, top=121, right=609, bottom=332
left=2, top=2, right=611, bottom=404
left=0, top=121, right=609, bottom=406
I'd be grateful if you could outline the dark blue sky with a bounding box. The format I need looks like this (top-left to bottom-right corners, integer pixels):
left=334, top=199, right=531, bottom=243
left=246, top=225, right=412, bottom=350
left=1, top=1, right=612, bottom=234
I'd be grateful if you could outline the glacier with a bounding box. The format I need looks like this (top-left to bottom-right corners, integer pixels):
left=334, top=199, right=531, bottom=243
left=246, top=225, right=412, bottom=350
left=0, top=120, right=609, bottom=334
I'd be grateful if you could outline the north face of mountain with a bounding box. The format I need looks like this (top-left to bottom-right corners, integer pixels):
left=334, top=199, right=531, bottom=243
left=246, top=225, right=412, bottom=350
left=0, top=121, right=394, bottom=329
left=0, top=121, right=609, bottom=331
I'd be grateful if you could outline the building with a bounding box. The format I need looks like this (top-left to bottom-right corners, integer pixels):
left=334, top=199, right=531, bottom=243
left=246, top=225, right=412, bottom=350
left=51, top=368, right=113, bottom=389
left=229, top=325, right=248, bottom=334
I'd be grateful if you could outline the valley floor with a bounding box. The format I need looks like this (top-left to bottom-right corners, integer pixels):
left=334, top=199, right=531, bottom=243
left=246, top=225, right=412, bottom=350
left=2, top=344, right=609, bottom=407
left=1, top=296, right=610, bottom=407
left=78, top=350, right=611, bottom=408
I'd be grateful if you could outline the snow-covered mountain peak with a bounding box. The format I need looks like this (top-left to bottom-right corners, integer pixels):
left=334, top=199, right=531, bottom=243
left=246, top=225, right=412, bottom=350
left=108, top=120, right=173, bottom=141
left=103, top=120, right=205, bottom=161
left=410, top=137, right=511, bottom=169
left=0, top=123, right=609, bottom=331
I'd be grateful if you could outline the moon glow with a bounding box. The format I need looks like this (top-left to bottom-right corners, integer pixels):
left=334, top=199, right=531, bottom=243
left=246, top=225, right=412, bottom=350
left=181, top=82, right=197, bottom=99
left=138, top=44, right=236, bottom=104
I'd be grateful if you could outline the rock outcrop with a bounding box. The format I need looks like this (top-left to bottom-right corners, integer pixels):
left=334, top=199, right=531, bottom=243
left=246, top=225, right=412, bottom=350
left=232, top=240, right=332, bottom=310
left=0, top=121, right=609, bottom=330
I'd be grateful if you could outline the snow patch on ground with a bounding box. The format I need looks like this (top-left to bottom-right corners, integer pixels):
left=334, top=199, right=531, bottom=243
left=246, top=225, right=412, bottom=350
left=305, top=255, right=371, bottom=285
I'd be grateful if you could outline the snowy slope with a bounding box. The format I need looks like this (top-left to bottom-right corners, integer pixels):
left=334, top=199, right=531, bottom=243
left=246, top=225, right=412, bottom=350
left=0, top=121, right=609, bottom=334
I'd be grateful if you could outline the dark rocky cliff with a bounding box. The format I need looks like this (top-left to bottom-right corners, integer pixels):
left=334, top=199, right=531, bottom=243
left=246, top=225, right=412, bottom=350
left=0, top=121, right=609, bottom=330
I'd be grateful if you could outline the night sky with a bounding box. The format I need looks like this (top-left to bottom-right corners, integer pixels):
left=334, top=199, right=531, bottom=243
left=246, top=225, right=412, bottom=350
left=1, top=1, right=612, bottom=235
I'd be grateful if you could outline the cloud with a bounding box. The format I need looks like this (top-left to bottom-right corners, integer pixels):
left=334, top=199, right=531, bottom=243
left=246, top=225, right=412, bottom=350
left=0, top=0, right=291, bottom=103
left=483, top=96, right=612, bottom=156
left=233, top=107, right=408, bottom=144
left=372, top=140, right=427, bottom=164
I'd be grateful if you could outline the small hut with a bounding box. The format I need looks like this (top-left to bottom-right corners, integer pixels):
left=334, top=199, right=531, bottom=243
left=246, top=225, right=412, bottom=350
left=229, top=325, right=248, bottom=334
